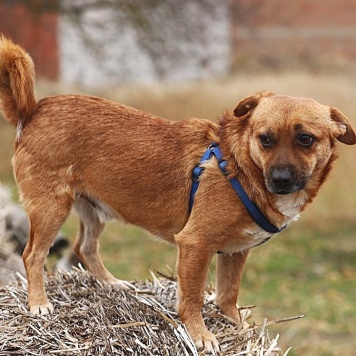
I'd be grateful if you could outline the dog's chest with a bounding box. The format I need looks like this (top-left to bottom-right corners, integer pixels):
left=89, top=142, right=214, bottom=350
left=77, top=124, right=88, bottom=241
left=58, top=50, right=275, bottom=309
left=242, top=226, right=275, bottom=251
left=240, top=204, right=302, bottom=252
left=219, top=226, right=274, bottom=255
left=220, top=210, right=300, bottom=255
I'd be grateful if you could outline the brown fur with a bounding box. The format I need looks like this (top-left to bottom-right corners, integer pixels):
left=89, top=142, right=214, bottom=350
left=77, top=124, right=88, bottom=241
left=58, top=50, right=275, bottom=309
left=0, top=36, right=355, bottom=353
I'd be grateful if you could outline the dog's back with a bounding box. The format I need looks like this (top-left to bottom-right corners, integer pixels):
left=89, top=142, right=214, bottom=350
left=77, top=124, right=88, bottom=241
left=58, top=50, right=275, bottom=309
left=0, top=36, right=219, bottom=239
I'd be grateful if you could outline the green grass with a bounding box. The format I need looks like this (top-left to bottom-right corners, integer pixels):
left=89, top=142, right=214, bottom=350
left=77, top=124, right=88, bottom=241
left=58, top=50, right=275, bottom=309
left=1, top=72, right=356, bottom=355
left=240, top=223, right=356, bottom=354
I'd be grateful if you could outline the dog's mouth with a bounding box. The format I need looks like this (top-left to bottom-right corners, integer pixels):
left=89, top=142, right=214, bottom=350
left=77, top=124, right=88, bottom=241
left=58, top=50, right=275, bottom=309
left=267, top=185, right=304, bottom=195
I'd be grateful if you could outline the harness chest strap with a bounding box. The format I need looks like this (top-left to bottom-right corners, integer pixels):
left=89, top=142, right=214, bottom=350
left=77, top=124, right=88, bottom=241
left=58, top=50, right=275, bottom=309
left=189, top=143, right=287, bottom=235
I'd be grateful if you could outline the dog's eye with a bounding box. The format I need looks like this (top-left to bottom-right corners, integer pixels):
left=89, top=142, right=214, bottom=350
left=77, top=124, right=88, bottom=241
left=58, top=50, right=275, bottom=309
left=298, top=134, right=315, bottom=147
left=259, top=135, right=273, bottom=147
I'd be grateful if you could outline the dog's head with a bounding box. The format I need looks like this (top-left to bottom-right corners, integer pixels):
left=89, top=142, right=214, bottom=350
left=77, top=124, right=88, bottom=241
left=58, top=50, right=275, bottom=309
left=226, top=91, right=356, bottom=196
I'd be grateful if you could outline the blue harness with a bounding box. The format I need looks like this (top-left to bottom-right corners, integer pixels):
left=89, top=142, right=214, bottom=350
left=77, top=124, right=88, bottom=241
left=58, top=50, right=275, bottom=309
left=189, top=143, right=286, bottom=234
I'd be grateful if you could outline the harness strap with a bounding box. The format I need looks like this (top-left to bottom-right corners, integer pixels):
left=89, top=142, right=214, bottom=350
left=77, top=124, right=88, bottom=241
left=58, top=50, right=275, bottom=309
left=189, top=143, right=286, bottom=234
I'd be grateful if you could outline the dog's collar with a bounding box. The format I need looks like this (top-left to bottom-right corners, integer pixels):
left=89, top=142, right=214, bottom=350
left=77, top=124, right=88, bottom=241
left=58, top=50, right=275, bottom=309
left=189, top=143, right=287, bottom=234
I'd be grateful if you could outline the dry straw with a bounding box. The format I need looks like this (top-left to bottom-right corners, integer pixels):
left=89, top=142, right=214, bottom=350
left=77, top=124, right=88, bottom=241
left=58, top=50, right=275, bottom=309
left=0, top=267, right=302, bottom=355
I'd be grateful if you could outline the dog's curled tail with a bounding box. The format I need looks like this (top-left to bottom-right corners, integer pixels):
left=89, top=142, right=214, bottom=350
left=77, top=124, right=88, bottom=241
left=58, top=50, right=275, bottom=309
left=0, top=35, right=37, bottom=130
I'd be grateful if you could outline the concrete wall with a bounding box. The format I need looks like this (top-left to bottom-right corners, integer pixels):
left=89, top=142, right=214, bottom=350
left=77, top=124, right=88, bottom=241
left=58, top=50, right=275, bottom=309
left=59, top=1, right=230, bottom=86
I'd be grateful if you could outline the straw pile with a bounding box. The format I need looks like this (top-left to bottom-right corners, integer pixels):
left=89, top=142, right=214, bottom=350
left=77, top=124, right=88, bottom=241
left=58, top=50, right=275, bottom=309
left=0, top=268, right=301, bottom=355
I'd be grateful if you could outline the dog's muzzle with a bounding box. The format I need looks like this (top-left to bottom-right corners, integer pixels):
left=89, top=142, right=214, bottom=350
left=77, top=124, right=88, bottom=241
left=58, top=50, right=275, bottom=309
left=267, top=165, right=305, bottom=195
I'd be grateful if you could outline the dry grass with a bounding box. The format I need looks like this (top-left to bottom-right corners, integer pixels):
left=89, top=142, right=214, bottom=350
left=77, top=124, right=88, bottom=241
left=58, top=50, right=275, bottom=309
left=0, top=268, right=300, bottom=355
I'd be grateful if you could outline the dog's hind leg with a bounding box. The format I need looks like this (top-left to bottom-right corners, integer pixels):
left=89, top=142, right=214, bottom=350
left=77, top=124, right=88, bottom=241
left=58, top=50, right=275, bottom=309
left=22, top=192, right=73, bottom=315
left=73, top=197, right=132, bottom=289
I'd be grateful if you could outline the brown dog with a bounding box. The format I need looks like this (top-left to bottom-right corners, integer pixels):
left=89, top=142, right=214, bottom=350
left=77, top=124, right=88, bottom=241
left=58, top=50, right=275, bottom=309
left=0, top=36, right=355, bottom=353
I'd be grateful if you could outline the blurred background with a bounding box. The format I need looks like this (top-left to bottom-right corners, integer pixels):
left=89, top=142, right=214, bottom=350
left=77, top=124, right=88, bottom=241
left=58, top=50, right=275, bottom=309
left=0, top=1, right=355, bottom=355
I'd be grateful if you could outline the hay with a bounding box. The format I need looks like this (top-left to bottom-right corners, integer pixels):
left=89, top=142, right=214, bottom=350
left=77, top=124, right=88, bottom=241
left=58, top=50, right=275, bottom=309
left=0, top=268, right=301, bottom=355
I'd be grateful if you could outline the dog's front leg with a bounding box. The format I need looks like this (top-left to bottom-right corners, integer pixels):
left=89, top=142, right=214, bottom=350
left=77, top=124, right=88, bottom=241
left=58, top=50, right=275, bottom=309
left=215, top=250, right=249, bottom=323
left=175, top=235, right=219, bottom=353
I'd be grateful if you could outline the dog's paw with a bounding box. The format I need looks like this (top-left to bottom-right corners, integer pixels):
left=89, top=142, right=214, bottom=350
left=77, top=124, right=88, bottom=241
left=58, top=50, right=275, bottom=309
left=219, top=303, right=251, bottom=328
left=30, top=302, right=54, bottom=315
left=193, top=330, right=220, bottom=354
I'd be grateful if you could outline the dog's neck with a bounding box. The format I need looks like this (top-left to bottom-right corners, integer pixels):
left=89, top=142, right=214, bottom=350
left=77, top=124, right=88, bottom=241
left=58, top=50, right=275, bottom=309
left=273, top=191, right=308, bottom=220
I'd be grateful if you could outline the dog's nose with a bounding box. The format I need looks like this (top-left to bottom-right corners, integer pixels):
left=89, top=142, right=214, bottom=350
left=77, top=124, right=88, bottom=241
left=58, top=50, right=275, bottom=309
left=270, top=166, right=295, bottom=193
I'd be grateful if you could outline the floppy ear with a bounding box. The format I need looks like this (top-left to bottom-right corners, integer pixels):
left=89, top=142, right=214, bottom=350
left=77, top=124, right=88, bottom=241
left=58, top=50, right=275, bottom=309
left=234, top=91, right=275, bottom=117
left=330, top=107, right=356, bottom=145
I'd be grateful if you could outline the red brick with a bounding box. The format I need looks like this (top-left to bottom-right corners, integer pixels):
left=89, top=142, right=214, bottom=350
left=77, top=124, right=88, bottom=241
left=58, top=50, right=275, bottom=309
left=0, top=1, right=59, bottom=80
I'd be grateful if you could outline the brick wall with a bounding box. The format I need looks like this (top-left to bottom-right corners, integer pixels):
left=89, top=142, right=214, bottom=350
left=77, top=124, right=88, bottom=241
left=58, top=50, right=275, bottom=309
left=0, top=1, right=59, bottom=80
left=230, top=0, right=356, bottom=68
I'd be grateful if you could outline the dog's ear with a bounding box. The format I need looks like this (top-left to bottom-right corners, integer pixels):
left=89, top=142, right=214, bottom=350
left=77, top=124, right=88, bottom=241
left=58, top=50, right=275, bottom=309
left=330, top=107, right=356, bottom=145
left=234, top=91, right=275, bottom=118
